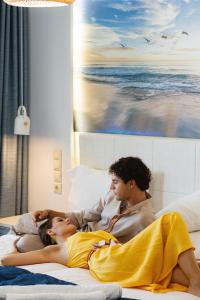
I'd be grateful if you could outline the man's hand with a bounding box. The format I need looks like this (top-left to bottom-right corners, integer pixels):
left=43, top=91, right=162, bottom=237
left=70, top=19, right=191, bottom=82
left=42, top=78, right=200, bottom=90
left=32, top=210, right=49, bottom=223
left=32, top=209, right=66, bottom=226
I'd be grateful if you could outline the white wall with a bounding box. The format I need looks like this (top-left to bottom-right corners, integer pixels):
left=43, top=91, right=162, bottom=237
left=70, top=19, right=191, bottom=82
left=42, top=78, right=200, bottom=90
left=28, top=7, right=73, bottom=212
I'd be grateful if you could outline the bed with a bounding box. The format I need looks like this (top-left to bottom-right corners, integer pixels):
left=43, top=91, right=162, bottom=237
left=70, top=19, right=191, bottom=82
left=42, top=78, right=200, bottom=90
left=1, top=232, right=200, bottom=299
left=1, top=132, right=200, bottom=300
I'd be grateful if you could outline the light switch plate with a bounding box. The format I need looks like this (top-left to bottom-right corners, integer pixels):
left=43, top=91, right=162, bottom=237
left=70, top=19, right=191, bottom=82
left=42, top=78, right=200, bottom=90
left=53, top=159, right=61, bottom=171
left=54, top=171, right=62, bottom=183
left=53, top=149, right=62, bottom=161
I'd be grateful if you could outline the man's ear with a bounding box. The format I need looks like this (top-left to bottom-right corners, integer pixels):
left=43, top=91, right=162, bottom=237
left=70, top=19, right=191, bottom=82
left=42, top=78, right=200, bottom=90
left=129, top=179, right=136, bottom=189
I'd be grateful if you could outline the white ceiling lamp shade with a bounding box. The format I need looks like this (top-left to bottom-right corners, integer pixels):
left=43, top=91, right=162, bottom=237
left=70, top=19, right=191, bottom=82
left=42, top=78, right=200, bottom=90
left=3, top=0, right=74, bottom=7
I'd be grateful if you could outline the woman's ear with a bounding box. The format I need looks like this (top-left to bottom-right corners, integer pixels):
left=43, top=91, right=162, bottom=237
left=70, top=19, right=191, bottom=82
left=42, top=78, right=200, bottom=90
left=46, top=229, right=54, bottom=236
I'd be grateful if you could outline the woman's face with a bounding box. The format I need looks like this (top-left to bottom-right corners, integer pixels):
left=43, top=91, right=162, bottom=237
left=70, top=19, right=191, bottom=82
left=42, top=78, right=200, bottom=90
left=50, top=217, right=77, bottom=237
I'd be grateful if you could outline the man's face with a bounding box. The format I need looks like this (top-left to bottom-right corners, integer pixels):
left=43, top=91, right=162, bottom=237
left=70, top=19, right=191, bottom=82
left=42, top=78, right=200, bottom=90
left=110, top=173, right=131, bottom=201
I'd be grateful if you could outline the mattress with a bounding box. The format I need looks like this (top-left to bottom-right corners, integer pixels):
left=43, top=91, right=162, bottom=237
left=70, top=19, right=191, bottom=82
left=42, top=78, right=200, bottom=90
left=0, top=233, right=199, bottom=300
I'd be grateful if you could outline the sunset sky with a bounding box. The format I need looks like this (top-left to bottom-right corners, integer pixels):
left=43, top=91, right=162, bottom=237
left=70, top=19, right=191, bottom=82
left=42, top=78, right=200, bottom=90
left=74, top=0, right=200, bottom=65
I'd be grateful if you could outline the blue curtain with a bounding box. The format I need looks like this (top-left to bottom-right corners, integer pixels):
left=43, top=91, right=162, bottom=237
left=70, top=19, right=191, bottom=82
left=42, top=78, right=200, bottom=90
left=0, top=0, right=29, bottom=216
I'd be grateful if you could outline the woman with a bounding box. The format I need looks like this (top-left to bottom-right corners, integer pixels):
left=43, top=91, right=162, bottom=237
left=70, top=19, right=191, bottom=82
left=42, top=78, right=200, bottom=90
left=2, top=212, right=200, bottom=297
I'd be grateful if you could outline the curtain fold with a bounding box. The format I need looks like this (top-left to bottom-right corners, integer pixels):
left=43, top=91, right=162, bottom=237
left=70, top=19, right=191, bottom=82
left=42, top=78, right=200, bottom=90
left=0, top=0, right=29, bottom=217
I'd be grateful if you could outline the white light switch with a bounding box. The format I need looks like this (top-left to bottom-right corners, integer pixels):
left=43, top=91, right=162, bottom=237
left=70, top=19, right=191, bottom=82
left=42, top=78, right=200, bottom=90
left=54, top=171, right=62, bottom=183
left=53, top=149, right=62, bottom=160
left=54, top=159, right=61, bottom=171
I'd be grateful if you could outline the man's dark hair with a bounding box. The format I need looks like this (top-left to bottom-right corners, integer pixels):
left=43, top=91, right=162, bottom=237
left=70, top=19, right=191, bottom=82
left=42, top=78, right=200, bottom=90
left=109, top=157, right=151, bottom=190
left=38, top=218, right=56, bottom=246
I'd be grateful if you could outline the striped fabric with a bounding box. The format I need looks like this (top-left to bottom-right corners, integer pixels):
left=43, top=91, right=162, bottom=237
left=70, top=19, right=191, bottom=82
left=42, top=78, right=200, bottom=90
left=0, top=1, right=29, bottom=217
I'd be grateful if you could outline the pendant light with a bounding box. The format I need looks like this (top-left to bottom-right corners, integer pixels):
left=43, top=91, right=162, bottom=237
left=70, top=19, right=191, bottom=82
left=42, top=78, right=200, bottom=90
left=3, top=0, right=74, bottom=7
left=14, top=8, right=30, bottom=135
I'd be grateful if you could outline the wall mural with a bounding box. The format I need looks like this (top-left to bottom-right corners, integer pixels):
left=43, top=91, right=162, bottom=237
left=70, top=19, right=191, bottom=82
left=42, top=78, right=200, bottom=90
left=74, top=0, right=200, bottom=138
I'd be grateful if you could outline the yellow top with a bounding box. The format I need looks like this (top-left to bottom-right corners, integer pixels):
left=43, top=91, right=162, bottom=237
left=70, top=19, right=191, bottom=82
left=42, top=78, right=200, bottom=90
left=66, top=212, right=193, bottom=293
left=66, top=230, right=118, bottom=268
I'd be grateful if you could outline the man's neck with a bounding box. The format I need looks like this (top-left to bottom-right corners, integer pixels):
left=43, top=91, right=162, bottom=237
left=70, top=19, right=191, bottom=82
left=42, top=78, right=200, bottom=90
left=127, top=191, right=147, bottom=207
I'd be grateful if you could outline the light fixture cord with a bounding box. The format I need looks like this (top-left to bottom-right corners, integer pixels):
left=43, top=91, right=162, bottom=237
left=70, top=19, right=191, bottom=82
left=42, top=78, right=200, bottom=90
left=20, top=7, right=24, bottom=114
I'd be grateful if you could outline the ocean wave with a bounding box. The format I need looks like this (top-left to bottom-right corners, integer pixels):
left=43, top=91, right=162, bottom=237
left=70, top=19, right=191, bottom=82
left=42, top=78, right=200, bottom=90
left=82, top=66, right=200, bottom=94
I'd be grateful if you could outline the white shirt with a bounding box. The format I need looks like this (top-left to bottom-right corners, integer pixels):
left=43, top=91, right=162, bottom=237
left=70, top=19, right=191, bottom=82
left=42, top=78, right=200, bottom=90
left=66, top=191, right=155, bottom=243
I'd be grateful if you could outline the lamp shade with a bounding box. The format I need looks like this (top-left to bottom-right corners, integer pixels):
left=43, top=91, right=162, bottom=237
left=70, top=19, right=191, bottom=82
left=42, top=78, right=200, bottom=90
left=14, top=106, right=30, bottom=135
left=3, top=0, right=74, bottom=7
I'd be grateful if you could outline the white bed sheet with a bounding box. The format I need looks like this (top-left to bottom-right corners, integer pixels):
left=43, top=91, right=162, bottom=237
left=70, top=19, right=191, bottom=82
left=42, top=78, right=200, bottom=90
left=22, top=264, right=198, bottom=300
left=0, top=234, right=199, bottom=300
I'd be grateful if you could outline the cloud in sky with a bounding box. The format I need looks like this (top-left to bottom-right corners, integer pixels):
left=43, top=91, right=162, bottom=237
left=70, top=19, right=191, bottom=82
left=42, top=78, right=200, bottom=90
left=83, top=24, right=120, bottom=48
left=87, top=0, right=180, bottom=46
left=75, top=0, right=200, bottom=64
left=109, top=1, right=138, bottom=13
left=143, top=1, right=179, bottom=26
left=119, top=31, right=139, bottom=41
left=109, top=0, right=179, bottom=27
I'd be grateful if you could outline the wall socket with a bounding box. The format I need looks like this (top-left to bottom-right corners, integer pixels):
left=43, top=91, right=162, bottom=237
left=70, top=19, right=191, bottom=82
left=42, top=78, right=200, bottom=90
left=54, top=183, right=62, bottom=194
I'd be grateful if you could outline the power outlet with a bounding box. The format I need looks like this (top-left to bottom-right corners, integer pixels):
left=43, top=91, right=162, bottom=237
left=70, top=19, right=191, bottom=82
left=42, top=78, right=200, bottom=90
left=54, top=183, right=62, bottom=194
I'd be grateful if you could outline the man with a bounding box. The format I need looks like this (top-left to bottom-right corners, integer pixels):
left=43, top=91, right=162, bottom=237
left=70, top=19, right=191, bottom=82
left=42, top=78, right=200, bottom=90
left=33, top=157, right=155, bottom=243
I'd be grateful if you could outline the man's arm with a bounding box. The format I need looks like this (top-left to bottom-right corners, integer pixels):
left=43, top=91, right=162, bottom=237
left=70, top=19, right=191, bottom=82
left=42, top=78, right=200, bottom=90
left=32, top=193, right=109, bottom=228
left=65, top=195, right=108, bottom=228
left=32, top=209, right=66, bottom=222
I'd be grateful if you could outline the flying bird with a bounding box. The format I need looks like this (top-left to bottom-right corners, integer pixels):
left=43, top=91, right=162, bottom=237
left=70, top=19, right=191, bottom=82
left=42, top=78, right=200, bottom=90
left=119, top=43, right=126, bottom=48
left=144, top=37, right=151, bottom=44
left=182, top=31, right=189, bottom=36
left=161, top=34, right=167, bottom=39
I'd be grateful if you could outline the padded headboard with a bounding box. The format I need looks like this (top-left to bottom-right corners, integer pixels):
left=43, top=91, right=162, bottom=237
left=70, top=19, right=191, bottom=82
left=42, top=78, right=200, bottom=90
left=74, top=132, right=200, bottom=212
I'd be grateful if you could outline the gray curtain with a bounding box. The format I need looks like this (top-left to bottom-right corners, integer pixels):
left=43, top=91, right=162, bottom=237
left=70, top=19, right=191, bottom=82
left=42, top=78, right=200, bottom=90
left=0, top=0, right=29, bottom=217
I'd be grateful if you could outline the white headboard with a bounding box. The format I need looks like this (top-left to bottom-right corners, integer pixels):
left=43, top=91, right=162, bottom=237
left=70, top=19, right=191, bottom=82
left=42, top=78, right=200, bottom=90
left=74, top=132, right=200, bottom=212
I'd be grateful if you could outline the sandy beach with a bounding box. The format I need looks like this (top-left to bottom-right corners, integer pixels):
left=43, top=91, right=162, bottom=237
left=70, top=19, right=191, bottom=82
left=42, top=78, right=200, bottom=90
left=74, top=78, right=200, bottom=138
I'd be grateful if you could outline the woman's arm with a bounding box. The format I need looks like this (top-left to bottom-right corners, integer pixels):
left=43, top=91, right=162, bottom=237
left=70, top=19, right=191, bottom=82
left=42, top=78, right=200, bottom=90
left=1, top=244, right=68, bottom=266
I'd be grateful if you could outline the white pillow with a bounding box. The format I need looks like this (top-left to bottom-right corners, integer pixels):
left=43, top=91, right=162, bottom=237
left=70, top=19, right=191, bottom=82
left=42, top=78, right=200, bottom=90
left=190, top=231, right=200, bottom=261
left=156, top=190, right=200, bottom=232
left=67, top=165, right=110, bottom=211
left=0, top=234, right=18, bottom=262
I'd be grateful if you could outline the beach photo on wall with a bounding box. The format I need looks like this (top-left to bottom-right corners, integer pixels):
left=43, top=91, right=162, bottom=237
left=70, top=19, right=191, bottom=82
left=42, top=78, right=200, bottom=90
left=73, top=0, right=200, bottom=138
